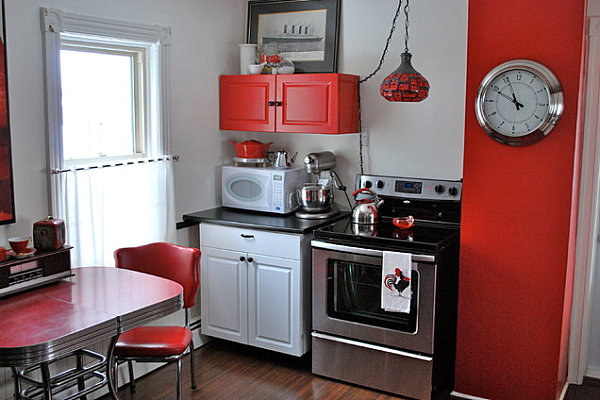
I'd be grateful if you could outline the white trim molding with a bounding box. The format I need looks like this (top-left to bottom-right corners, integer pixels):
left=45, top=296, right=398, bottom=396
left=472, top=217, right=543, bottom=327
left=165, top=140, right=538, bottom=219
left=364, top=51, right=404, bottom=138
left=450, top=391, right=490, bottom=400
left=40, top=7, right=171, bottom=45
left=568, top=16, right=600, bottom=385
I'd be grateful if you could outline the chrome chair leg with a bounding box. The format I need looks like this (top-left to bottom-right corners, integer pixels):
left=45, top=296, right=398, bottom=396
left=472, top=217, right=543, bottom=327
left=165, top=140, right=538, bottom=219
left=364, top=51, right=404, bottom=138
left=176, top=359, right=182, bottom=400
left=112, top=359, right=119, bottom=391
left=190, top=338, right=196, bottom=390
left=127, top=360, right=136, bottom=393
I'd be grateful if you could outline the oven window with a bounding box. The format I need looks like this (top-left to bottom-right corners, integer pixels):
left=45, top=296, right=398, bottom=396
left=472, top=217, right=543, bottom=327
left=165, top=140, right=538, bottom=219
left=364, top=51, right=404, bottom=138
left=327, top=259, right=418, bottom=332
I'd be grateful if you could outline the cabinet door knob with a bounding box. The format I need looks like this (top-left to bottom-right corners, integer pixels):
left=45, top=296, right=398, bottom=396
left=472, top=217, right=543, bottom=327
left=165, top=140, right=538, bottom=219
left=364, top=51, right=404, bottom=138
left=239, top=256, right=246, bottom=262
left=247, top=257, right=254, bottom=263
left=240, top=234, right=254, bottom=239
left=268, top=100, right=276, bottom=106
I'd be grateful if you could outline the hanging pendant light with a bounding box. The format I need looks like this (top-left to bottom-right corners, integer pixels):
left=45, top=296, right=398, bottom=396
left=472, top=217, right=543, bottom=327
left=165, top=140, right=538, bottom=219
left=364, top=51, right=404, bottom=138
left=380, top=0, right=429, bottom=102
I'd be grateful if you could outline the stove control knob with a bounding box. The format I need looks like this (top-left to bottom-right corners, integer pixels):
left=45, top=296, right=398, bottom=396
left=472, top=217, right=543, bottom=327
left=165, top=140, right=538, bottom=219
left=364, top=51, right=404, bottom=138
left=435, top=184, right=445, bottom=194
left=376, top=180, right=385, bottom=189
left=364, top=180, right=372, bottom=189
left=448, top=187, right=459, bottom=196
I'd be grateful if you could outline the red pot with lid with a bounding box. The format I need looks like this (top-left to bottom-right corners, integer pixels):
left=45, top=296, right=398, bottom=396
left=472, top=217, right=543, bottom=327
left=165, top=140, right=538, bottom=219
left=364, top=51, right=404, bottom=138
left=231, top=140, right=273, bottom=159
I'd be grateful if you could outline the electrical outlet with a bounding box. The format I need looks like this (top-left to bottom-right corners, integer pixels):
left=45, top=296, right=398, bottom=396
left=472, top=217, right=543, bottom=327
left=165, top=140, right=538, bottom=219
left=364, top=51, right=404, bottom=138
left=360, top=130, right=369, bottom=146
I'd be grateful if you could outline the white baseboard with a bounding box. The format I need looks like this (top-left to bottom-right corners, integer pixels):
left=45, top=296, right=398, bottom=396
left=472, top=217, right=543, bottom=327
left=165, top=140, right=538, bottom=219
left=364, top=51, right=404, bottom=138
left=450, top=391, right=490, bottom=400
left=558, top=381, right=569, bottom=400
left=585, top=366, right=600, bottom=380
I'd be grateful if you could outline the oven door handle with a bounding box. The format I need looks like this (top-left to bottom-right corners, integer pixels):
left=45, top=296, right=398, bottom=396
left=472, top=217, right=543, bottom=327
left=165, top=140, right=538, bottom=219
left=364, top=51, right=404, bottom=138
left=311, top=240, right=436, bottom=263
left=311, top=332, right=433, bottom=362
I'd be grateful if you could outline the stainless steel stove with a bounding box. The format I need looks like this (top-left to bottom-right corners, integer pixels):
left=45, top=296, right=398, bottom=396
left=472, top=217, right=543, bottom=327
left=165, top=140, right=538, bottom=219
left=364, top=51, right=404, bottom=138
left=311, top=174, right=461, bottom=400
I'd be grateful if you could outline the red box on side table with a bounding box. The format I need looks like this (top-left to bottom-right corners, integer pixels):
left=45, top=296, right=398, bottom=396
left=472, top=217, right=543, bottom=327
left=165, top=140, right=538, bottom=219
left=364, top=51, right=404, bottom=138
left=33, top=217, right=66, bottom=250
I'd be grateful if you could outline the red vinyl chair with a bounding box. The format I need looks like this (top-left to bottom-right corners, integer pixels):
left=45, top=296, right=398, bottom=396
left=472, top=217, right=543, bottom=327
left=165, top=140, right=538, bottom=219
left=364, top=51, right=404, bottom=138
left=113, top=242, right=201, bottom=400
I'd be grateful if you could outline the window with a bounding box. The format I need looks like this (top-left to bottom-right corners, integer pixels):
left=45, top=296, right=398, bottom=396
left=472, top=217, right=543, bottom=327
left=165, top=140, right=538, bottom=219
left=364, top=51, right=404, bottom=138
left=60, top=42, right=143, bottom=164
left=42, top=8, right=175, bottom=267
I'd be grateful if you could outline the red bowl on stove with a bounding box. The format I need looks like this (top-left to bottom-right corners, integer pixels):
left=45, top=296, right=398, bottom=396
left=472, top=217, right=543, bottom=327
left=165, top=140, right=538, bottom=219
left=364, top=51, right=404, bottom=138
left=231, top=140, right=272, bottom=159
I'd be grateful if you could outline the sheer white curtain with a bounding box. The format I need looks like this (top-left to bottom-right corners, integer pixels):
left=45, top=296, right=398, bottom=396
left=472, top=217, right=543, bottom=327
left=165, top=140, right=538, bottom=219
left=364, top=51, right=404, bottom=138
left=60, top=160, right=175, bottom=267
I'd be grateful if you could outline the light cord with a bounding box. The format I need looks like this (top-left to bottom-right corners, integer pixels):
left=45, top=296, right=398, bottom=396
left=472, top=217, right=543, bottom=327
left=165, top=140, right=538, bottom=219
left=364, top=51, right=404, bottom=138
left=357, top=0, right=404, bottom=175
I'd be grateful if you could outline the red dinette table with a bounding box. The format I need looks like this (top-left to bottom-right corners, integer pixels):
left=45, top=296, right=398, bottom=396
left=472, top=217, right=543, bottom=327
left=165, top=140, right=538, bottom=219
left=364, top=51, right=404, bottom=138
left=0, top=266, right=184, bottom=400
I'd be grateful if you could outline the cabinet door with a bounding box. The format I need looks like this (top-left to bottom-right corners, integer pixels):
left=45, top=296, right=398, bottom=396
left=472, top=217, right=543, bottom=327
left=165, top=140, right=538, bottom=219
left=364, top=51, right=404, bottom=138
left=276, top=74, right=338, bottom=134
left=247, top=253, right=302, bottom=356
left=200, top=246, right=248, bottom=344
left=219, top=75, right=275, bottom=132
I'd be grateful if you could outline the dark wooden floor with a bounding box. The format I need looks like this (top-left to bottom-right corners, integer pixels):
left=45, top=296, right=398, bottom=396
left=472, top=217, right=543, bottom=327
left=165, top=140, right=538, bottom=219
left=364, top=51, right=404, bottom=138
left=101, top=339, right=600, bottom=400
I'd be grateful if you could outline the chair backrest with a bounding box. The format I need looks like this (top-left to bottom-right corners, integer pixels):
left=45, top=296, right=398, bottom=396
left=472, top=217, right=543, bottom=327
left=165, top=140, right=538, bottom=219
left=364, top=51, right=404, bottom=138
left=114, top=242, right=201, bottom=308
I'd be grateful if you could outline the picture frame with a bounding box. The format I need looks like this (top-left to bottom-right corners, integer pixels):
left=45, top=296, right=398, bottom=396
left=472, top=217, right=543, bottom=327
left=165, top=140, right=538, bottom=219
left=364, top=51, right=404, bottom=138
left=0, top=0, right=15, bottom=225
left=247, top=0, right=340, bottom=73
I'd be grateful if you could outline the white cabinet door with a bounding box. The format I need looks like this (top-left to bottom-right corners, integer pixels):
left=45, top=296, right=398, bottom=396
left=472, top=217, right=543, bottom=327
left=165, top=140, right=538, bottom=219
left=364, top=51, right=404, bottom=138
left=200, top=246, right=248, bottom=344
left=247, top=253, right=302, bottom=356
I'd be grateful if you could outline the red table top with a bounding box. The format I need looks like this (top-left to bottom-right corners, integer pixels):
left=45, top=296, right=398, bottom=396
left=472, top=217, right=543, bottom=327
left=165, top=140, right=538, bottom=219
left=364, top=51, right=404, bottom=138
left=0, top=266, right=183, bottom=366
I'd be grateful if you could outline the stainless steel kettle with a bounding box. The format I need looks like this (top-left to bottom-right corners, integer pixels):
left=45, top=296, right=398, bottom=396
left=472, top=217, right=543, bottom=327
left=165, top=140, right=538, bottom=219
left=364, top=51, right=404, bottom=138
left=351, top=188, right=384, bottom=224
left=273, top=149, right=297, bottom=169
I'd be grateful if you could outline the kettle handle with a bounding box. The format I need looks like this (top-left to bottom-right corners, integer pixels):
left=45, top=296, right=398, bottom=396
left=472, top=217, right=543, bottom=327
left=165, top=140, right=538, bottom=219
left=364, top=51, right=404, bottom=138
left=352, top=187, right=376, bottom=198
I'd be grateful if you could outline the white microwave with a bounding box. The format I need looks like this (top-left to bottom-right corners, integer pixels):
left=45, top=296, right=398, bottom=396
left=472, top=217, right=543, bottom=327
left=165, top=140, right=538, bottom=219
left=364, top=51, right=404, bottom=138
left=222, top=165, right=309, bottom=214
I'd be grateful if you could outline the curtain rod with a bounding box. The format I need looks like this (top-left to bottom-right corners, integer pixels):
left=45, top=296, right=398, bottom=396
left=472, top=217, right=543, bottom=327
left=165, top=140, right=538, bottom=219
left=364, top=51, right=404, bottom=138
left=51, top=154, right=179, bottom=175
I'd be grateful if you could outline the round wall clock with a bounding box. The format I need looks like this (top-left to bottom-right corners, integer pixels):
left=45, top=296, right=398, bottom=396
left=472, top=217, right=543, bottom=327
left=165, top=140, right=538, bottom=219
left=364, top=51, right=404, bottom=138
left=475, top=59, right=564, bottom=146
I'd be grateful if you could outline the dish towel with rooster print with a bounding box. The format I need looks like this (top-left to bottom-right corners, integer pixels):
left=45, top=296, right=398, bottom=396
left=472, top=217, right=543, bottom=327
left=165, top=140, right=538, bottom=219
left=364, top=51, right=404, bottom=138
left=381, top=251, right=412, bottom=313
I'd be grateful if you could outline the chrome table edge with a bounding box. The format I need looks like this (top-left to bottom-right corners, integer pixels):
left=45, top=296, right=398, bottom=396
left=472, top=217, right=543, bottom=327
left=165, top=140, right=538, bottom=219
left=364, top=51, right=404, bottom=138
left=0, top=319, right=119, bottom=367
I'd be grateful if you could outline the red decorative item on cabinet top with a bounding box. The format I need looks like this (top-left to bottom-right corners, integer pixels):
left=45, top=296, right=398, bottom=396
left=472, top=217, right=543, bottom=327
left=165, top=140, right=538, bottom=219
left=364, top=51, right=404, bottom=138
left=219, top=73, right=359, bottom=134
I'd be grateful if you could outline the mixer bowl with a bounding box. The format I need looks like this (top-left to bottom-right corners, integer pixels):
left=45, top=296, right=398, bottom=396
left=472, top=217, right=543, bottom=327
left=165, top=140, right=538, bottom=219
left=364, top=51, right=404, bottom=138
left=297, top=183, right=332, bottom=213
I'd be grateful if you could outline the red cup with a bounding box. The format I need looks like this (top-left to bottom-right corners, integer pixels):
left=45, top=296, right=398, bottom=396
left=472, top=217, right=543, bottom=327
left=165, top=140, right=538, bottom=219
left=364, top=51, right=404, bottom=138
left=0, top=247, right=6, bottom=262
left=9, top=237, right=30, bottom=253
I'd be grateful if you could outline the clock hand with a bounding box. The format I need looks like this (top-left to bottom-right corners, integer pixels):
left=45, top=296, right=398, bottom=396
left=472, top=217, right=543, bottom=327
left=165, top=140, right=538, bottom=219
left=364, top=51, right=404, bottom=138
left=498, top=90, right=524, bottom=110
left=497, top=91, right=515, bottom=103
left=513, top=97, right=524, bottom=110
left=506, top=80, right=524, bottom=111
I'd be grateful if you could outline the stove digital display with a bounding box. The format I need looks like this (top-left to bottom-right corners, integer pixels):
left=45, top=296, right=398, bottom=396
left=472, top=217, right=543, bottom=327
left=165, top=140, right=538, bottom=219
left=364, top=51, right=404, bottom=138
left=395, top=180, right=422, bottom=194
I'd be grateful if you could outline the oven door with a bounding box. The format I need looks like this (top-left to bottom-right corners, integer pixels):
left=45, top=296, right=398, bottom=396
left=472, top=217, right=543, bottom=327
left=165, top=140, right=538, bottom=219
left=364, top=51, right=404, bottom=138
left=312, top=241, right=436, bottom=354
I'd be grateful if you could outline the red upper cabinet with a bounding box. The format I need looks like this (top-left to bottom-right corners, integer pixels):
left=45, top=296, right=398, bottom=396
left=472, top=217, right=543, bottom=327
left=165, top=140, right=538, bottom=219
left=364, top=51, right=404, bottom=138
left=220, top=73, right=359, bottom=134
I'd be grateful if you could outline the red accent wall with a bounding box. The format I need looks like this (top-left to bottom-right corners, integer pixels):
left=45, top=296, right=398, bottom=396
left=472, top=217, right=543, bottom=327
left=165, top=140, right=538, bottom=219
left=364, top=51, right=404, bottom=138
left=456, top=1, right=585, bottom=399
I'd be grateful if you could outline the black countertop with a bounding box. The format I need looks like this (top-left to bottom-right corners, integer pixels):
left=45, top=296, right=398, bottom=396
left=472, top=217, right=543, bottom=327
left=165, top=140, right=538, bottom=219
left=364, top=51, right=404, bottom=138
left=182, top=206, right=350, bottom=234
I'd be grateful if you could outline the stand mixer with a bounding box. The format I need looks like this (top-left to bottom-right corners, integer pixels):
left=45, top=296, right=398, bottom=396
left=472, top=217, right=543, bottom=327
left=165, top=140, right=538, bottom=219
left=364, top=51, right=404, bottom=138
left=295, top=151, right=343, bottom=219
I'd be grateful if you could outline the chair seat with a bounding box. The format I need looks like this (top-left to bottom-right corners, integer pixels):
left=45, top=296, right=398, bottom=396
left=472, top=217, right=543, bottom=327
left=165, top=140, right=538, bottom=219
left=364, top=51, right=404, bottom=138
left=115, top=326, right=193, bottom=357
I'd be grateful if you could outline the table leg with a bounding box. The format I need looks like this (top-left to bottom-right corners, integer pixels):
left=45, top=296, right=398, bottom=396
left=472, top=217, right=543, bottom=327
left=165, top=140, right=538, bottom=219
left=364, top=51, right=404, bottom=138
left=106, top=335, right=120, bottom=400
left=76, top=352, right=87, bottom=400
left=41, top=362, right=52, bottom=400
left=11, top=367, right=21, bottom=400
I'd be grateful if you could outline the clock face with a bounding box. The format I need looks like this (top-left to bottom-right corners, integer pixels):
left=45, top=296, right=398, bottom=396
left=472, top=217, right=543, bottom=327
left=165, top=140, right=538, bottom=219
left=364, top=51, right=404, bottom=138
left=475, top=60, right=563, bottom=146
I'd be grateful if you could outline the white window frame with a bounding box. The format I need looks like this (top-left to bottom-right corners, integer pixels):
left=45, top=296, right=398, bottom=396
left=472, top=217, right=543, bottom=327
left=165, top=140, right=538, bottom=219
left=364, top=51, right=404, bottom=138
left=60, top=39, right=146, bottom=165
left=41, top=7, right=171, bottom=214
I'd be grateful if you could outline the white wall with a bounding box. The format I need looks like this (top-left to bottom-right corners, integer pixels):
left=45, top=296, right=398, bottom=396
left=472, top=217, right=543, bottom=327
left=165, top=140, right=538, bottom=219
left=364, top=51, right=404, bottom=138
left=0, top=0, right=468, bottom=398
left=0, top=0, right=246, bottom=398
left=0, top=0, right=468, bottom=245
left=177, top=0, right=469, bottom=223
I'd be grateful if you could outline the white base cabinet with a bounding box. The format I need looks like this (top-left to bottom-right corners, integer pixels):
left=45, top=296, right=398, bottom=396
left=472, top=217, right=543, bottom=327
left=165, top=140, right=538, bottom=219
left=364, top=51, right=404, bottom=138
left=199, top=223, right=311, bottom=356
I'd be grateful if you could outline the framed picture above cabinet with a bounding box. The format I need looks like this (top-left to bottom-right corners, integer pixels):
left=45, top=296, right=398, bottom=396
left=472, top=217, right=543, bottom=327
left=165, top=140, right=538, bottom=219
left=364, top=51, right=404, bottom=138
left=0, top=0, right=15, bottom=225
left=247, top=0, right=340, bottom=73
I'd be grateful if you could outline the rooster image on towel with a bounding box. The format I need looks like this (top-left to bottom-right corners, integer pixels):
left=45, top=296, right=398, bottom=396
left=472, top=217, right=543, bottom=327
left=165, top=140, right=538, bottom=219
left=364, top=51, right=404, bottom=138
left=384, top=267, right=411, bottom=297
